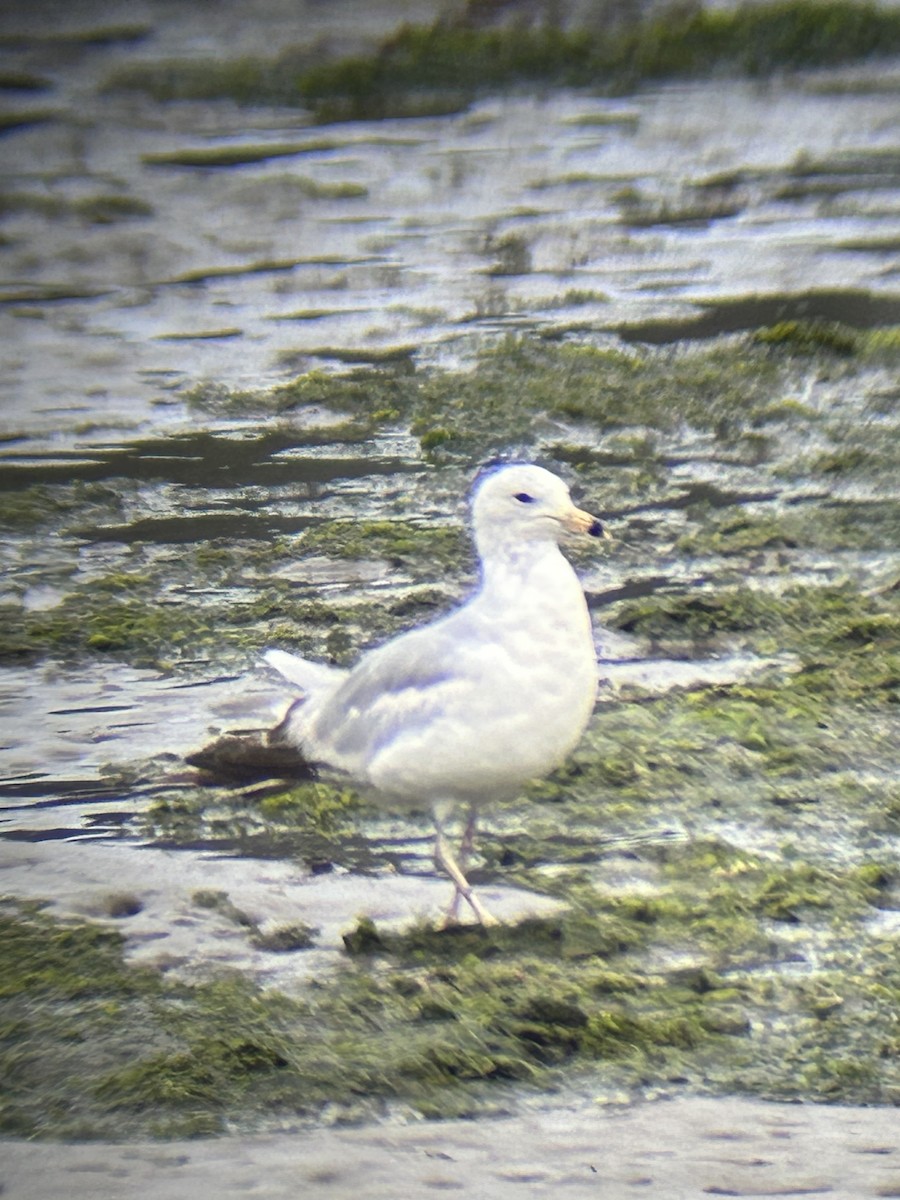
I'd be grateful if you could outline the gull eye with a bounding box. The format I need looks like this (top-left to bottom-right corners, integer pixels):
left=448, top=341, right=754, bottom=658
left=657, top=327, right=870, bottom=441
left=514, top=492, right=535, bottom=504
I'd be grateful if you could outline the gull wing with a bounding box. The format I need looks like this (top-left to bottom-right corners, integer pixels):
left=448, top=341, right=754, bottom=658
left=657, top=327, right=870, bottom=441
left=305, top=622, right=469, bottom=771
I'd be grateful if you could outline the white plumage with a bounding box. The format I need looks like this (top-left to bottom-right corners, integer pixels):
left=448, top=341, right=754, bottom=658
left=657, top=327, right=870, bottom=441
left=265, top=463, right=605, bottom=924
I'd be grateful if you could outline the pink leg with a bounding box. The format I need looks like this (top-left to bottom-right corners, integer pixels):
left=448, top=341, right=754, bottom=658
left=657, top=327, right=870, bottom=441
left=440, top=806, right=494, bottom=926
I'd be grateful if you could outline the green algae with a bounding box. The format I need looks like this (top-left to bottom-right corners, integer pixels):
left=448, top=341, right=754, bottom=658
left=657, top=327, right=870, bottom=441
left=0, top=538, right=457, bottom=672
left=728, top=936, right=900, bottom=1105
left=0, top=479, right=128, bottom=537
left=615, top=186, right=743, bottom=228
left=103, top=50, right=319, bottom=108
left=296, top=519, right=469, bottom=575
left=673, top=501, right=900, bottom=555
left=0, top=592, right=232, bottom=668
left=4, top=322, right=899, bottom=675
left=484, top=231, right=532, bottom=276
left=424, top=331, right=862, bottom=456
left=752, top=319, right=862, bottom=355
left=0, top=24, right=149, bottom=48
left=0, top=483, right=75, bottom=529
left=407, top=337, right=780, bottom=457
left=103, top=2, right=900, bottom=122
left=191, top=889, right=318, bottom=951
left=184, top=326, right=900, bottom=464
left=185, top=365, right=410, bottom=423
left=611, top=583, right=900, bottom=664
left=142, top=774, right=368, bottom=856
left=256, top=783, right=363, bottom=834
left=0, top=110, right=58, bottom=133
left=0, top=900, right=720, bottom=1139
left=0, top=900, right=151, bottom=1003
left=616, top=292, right=900, bottom=345
left=344, top=911, right=642, bottom=965
left=5, top=835, right=896, bottom=1141
left=606, top=584, right=900, bottom=718
left=543, top=288, right=610, bottom=308
left=0, top=575, right=323, bottom=671
left=614, top=0, right=900, bottom=79
left=0, top=70, right=50, bottom=91
left=118, top=667, right=900, bottom=1118
left=123, top=2, right=900, bottom=120
left=0, top=192, right=153, bottom=223
left=143, top=145, right=310, bottom=169
left=143, top=145, right=369, bottom=192
left=287, top=345, right=418, bottom=368
left=4, top=566, right=899, bottom=1134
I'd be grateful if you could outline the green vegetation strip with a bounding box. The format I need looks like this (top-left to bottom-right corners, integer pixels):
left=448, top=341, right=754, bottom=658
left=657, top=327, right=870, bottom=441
left=2, top=820, right=897, bottom=1141
left=0, top=193, right=153, bottom=223
left=2, top=324, right=899, bottom=673
left=104, top=2, right=900, bottom=122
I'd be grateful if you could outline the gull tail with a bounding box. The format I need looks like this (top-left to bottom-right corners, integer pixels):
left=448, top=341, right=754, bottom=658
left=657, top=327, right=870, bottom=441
left=263, top=648, right=348, bottom=697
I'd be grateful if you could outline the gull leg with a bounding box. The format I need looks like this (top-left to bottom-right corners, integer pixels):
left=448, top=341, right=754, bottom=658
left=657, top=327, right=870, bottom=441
left=459, top=804, right=479, bottom=866
left=444, top=805, right=480, bottom=926
left=434, top=825, right=498, bottom=927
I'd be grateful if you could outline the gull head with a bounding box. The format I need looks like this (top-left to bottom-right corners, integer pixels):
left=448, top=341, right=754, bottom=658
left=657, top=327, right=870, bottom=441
left=471, top=463, right=605, bottom=554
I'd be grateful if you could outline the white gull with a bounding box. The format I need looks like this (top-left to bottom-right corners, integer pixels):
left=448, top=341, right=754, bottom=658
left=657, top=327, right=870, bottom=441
left=265, top=462, right=606, bottom=925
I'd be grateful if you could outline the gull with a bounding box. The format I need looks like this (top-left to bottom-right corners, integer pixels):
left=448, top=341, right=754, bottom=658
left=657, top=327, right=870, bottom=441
left=265, top=462, right=606, bottom=926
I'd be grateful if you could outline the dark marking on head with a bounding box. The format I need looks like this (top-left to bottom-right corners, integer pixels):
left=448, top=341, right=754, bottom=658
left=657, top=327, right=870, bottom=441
left=474, top=457, right=529, bottom=487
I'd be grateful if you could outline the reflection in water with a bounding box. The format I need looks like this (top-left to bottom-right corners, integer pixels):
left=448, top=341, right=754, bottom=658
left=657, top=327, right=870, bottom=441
left=1, top=16, right=900, bottom=445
